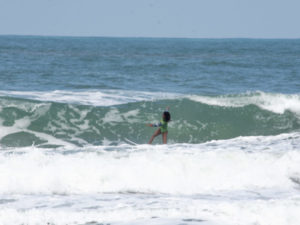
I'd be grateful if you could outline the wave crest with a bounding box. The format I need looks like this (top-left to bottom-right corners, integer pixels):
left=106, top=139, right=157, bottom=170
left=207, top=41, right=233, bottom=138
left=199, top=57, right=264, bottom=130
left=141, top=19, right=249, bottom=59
left=0, top=90, right=299, bottom=147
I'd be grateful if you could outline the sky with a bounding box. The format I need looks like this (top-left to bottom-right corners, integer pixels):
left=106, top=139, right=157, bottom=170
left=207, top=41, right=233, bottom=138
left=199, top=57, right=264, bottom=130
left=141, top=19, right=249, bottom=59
left=0, top=0, right=300, bottom=38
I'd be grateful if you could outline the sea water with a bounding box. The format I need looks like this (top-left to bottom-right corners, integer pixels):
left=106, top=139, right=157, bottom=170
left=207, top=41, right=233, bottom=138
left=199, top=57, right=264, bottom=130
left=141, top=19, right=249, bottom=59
left=0, top=36, right=300, bottom=225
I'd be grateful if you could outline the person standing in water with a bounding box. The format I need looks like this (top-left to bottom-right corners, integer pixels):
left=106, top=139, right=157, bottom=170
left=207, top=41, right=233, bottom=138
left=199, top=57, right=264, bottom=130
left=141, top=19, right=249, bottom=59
left=147, top=107, right=171, bottom=144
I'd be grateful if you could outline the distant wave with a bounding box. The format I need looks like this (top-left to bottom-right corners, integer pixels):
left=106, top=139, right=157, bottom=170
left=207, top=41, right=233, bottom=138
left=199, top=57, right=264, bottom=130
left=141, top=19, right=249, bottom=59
left=1, top=90, right=299, bottom=115
left=0, top=90, right=180, bottom=106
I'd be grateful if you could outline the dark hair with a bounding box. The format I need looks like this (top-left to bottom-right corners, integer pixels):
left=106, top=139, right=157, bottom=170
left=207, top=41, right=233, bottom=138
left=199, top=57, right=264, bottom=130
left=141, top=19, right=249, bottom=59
left=163, top=111, right=171, bottom=122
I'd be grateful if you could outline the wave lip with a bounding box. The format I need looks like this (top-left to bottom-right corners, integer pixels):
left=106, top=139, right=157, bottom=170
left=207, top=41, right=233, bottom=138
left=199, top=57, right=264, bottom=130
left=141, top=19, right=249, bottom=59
left=187, top=91, right=300, bottom=114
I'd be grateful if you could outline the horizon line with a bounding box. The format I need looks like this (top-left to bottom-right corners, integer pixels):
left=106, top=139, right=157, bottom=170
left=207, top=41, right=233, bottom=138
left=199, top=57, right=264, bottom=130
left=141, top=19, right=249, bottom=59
left=1, top=34, right=300, bottom=40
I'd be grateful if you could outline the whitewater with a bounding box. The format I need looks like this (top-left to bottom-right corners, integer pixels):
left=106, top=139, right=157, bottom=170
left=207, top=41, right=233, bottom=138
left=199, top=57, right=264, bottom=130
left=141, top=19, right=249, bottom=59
left=0, top=36, right=300, bottom=225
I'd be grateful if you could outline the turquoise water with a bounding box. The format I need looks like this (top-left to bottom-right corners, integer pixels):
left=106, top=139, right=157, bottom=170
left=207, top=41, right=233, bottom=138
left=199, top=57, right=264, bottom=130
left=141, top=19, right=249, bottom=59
left=1, top=36, right=299, bottom=146
left=0, top=36, right=300, bottom=225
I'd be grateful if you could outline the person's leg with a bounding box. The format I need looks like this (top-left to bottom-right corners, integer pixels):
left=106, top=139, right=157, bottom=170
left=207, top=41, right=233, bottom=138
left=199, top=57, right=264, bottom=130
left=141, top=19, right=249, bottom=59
left=148, top=129, right=161, bottom=144
left=162, top=131, right=168, bottom=144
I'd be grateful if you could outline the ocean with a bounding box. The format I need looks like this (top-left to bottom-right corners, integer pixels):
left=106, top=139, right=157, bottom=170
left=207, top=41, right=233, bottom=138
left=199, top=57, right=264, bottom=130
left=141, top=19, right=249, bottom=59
left=0, top=35, right=300, bottom=225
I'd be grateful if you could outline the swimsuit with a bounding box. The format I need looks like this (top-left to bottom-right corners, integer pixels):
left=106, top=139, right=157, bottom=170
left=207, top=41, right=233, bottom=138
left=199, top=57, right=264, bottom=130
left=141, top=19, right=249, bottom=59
left=152, top=119, right=168, bottom=133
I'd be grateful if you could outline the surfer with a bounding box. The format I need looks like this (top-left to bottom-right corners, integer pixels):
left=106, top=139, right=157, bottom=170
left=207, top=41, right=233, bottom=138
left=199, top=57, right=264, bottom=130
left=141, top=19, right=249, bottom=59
left=147, top=107, right=171, bottom=144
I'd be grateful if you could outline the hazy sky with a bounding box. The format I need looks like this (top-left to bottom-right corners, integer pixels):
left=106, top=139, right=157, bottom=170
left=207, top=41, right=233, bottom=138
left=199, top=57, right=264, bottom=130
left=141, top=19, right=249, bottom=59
left=1, top=0, right=299, bottom=38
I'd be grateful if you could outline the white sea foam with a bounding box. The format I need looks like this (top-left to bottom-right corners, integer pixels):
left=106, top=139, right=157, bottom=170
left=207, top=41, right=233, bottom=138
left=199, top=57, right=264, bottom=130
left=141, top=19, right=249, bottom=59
left=1, top=194, right=299, bottom=225
left=188, top=91, right=300, bottom=114
left=0, top=133, right=300, bottom=225
left=0, top=132, right=299, bottom=195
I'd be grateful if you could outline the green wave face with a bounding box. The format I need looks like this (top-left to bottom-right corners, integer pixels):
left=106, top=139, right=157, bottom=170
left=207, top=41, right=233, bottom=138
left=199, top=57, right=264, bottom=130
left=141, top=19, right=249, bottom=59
left=0, top=96, right=299, bottom=147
